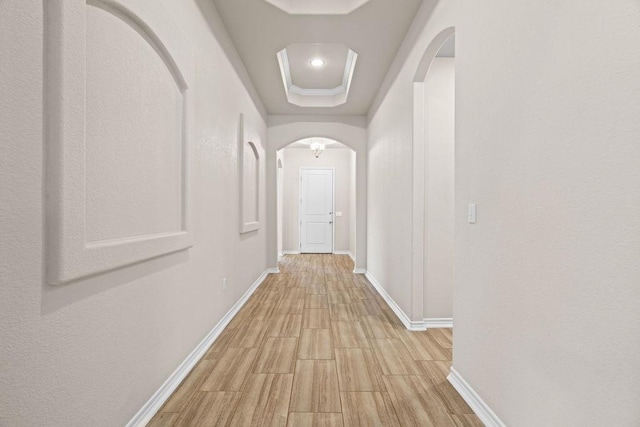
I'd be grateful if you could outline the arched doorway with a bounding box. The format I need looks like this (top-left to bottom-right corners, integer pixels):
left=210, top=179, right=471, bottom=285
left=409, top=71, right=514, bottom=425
left=266, top=118, right=368, bottom=274
left=411, top=28, right=456, bottom=327
left=276, top=138, right=356, bottom=262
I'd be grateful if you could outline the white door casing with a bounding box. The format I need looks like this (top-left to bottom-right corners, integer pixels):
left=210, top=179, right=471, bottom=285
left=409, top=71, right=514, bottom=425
left=300, top=168, right=334, bottom=253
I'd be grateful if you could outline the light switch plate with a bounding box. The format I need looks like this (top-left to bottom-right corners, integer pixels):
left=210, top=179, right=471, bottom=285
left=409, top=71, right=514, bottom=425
left=468, top=203, right=477, bottom=224
left=335, top=212, right=343, bottom=217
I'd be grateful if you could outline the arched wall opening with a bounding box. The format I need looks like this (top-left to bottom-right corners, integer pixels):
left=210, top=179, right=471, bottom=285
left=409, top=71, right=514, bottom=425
left=411, top=28, right=456, bottom=326
left=276, top=138, right=356, bottom=261
left=266, top=118, right=367, bottom=273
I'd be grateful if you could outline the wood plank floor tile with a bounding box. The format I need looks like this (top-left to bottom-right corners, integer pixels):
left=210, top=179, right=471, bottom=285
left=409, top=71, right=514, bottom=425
left=230, top=374, right=293, bottom=426
left=147, top=412, right=178, bottom=427
left=254, top=337, right=298, bottom=374
left=306, top=283, right=328, bottom=295
left=287, top=413, right=344, bottom=427
left=347, top=288, right=368, bottom=300
left=227, top=321, right=267, bottom=348
left=451, top=414, right=485, bottom=427
left=428, top=328, right=453, bottom=349
left=335, top=348, right=385, bottom=392
left=250, top=302, right=276, bottom=319
left=361, top=315, right=399, bottom=339
left=431, top=377, right=475, bottom=415
left=370, top=338, right=421, bottom=375
left=418, top=360, right=452, bottom=380
left=152, top=255, right=476, bottom=426
left=274, top=298, right=304, bottom=315
left=352, top=299, right=383, bottom=316
left=303, top=308, right=331, bottom=328
left=265, top=315, right=302, bottom=338
left=201, top=348, right=258, bottom=391
left=331, top=321, right=369, bottom=348
left=203, top=330, right=236, bottom=360
left=298, top=329, right=333, bottom=359
left=328, top=290, right=352, bottom=304
left=160, top=359, right=215, bottom=412
left=396, top=328, right=451, bottom=361
left=305, top=294, right=329, bottom=309
left=173, top=391, right=239, bottom=426
left=341, top=392, right=400, bottom=427
left=384, top=375, right=456, bottom=426
left=281, top=288, right=307, bottom=299
left=289, top=360, right=341, bottom=413
left=328, top=303, right=359, bottom=322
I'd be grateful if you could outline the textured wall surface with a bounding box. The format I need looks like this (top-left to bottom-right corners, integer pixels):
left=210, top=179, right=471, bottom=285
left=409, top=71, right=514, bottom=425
left=281, top=147, right=354, bottom=253
left=367, top=0, right=455, bottom=318
left=424, top=58, right=455, bottom=319
left=0, top=0, right=267, bottom=425
left=454, top=1, right=640, bottom=424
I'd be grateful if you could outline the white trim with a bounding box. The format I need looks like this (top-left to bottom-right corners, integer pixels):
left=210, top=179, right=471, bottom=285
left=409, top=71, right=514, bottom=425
left=424, top=318, right=453, bottom=328
left=126, top=270, right=271, bottom=427
left=364, top=271, right=427, bottom=331
left=266, top=268, right=280, bottom=274
left=282, top=250, right=300, bottom=255
left=276, top=47, right=358, bottom=107
left=353, top=268, right=366, bottom=274
left=447, top=367, right=506, bottom=427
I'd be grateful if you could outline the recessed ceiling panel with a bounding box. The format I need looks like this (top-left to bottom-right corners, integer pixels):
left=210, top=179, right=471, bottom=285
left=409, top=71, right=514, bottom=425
left=264, top=0, right=373, bottom=15
left=277, top=43, right=357, bottom=107
left=287, top=43, right=347, bottom=89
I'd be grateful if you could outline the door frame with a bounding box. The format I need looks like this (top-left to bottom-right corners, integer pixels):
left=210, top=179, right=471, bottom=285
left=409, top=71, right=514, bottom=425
left=298, top=167, right=336, bottom=254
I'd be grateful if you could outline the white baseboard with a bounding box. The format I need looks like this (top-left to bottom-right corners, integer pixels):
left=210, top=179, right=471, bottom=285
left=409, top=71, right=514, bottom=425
left=126, top=270, right=270, bottom=427
left=424, top=318, right=453, bottom=328
left=353, top=268, right=366, bottom=274
left=364, top=271, right=427, bottom=331
left=282, top=250, right=300, bottom=255
left=448, top=367, right=506, bottom=427
left=266, top=268, right=280, bottom=274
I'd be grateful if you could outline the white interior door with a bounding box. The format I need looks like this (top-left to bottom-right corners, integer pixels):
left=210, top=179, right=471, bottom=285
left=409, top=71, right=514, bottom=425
left=300, top=168, right=334, bottom=253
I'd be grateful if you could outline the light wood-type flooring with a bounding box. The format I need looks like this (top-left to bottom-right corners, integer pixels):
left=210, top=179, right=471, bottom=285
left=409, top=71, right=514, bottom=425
left=149, top=254, right=481, bottom=426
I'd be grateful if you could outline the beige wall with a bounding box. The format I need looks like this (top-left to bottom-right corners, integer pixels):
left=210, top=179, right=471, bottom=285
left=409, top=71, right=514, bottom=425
left=0, top=0, right=267, bottom=425
left=368, top=0, right=640, bottom=424
left=454, top=0, right=640, bottom=424
left=367, top=0, right=455, bottom=319
left=424, top=57, right=455, bottom=319
left=281, top=147, right=355, bottom=254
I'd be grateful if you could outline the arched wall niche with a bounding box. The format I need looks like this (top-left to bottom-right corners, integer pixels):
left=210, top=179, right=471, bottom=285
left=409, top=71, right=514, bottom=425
left=45, top=0, right=194, bottom=285
left=239, top=114, right=263, bottom=234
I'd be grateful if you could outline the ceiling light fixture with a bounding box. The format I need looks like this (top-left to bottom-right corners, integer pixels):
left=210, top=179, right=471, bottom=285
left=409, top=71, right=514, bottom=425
left=310, top=138, right=326, bottom=158
left=310, top=58, right=325, bottom=68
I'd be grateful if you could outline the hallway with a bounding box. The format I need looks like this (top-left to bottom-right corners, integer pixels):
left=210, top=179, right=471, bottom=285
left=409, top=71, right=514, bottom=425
left=149, top=255, right=479, bottom=426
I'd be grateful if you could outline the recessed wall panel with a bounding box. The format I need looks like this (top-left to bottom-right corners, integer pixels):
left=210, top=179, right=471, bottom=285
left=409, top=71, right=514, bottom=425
left=85, top=4, right=183, bottom=243
left=45, top=0, right=194, bottom=285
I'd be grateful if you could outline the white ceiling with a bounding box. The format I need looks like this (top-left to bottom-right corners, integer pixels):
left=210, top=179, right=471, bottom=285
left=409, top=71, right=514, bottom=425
left=212, top=0, right=424, bottom=115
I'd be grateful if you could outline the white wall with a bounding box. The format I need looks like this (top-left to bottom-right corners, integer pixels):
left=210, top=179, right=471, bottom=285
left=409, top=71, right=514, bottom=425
left=367, top=0, right=455, bottom=319
left=349, top=150, right=357, bottom=256
left=369, top=0, right=640, bottom=425
left=0, top=0, right=267, bottom=425
left=281, top=147, right=354, bottom=254
left=424, top=58, right=455, bottom=319
left=454, top=1, right=640, bottom=424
